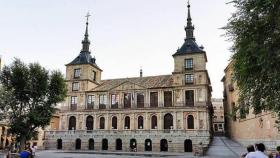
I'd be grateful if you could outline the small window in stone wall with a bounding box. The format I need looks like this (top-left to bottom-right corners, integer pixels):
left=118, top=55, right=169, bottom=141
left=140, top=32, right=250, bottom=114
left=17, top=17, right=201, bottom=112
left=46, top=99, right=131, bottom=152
left=185, top=74, right=194, bottom=84
left=74, top=69, right=81, bottom=78
left=72, top=82, right=80, bottom=91
left=185, top=58, right=193, bottom=70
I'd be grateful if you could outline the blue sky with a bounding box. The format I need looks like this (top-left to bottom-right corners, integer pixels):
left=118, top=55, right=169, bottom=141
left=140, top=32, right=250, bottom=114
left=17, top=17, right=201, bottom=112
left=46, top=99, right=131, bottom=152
left=0, top=0, right=235, bottom=98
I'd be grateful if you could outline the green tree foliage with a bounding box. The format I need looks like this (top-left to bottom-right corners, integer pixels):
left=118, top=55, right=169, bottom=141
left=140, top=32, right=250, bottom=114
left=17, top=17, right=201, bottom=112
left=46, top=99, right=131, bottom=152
left=0, top=59, right=67, bottom=150
left=224, top=0, right=280, bottom=117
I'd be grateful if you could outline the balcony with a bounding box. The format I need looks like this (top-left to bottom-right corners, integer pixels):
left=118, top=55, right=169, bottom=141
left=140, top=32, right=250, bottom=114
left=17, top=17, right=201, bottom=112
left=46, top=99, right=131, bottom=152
left=99, top=104, right=106, bottom=109
left=111, top=104, right=118, bottom=109
left=70, top=104, right=77, bottom=111
left=86, top=104, right=94, bottom=110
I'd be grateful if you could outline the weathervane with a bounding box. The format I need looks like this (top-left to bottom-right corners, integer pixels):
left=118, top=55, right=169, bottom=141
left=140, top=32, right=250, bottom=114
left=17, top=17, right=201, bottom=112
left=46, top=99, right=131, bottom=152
left=85, top=12, right=91, bottom=24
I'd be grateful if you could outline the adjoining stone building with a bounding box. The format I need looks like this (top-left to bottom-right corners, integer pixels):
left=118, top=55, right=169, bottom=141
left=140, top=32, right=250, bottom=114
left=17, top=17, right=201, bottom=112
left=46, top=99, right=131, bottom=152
left=211, top=98, right=224, bottom=135
left=222, top=60, right=280, bottom=150
left=44, top=2, right=212, bottom=154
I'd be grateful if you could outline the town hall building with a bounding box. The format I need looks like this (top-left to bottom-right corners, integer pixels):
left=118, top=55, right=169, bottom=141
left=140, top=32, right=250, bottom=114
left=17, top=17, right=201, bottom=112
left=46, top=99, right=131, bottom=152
left=44, top=2, right=212, bottom=154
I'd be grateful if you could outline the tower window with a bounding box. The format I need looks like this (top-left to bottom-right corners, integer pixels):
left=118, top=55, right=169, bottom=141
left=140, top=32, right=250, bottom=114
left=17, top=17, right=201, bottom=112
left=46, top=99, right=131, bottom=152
left=93, top=71, right=96, bottom=81
left=72, top=82, right=80, bottom=91
left=185, top=74, right=194, bottom=84
left=74, top=69, right=81, bottom=78
left=70, top=96, right=77, bottom=110
left=185, top=59, right=193, bottom=70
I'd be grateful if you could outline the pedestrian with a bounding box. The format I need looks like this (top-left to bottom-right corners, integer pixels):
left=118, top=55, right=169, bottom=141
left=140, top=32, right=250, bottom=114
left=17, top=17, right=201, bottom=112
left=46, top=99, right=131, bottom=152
left=241, top=145, right=255, bottom=158
left=276, top=146, right=280, bottom=158
left=245, top=143, right=268, bottom=158
left=19, top=148, right=31, bottom=158
left=31, top=145, right=36, bottom=158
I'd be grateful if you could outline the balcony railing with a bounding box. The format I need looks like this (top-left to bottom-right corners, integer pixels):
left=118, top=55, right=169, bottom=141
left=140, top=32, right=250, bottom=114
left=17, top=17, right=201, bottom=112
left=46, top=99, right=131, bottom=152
left=99, top=104, right=106, bottom=109
left=70, top=104, right=77, bottom=111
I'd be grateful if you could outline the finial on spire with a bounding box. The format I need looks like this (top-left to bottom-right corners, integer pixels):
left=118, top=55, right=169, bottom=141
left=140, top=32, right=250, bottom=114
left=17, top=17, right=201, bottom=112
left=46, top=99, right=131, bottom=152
left=82, top=12, right=91, bottom=52
left=185, top=0, right=195, bottom=40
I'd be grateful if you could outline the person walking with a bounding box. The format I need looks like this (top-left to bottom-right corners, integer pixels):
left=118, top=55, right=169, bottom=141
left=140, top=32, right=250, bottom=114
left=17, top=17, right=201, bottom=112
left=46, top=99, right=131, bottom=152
left=245, top=143, right=268, bottom=158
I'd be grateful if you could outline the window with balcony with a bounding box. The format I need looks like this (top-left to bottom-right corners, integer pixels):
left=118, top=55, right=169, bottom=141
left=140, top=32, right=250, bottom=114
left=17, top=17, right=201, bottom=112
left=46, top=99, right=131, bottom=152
left=185, top=58, right=193, bottom=70
left=164, top=91, right=172, bottom=107
left=150, top=92, right=158, bottom=108
left=124, top=93, right=131, bottom=109
left=185, top=74, right=194, bottom=84
left=100, top=117, right=105, bottom=129
left=124, top=116, right=130, bottom=129
left=72, top=82, right=80, bottom=91
left=151, top=115, right=157, bottom=129
left=74, top=68, right=81, bottom=78
left=137, top=93, right=144, bottom=108
left=87, top=95, right=95, bottom=109
left=111, top=94, right=119, bottom=109
left=185, top=90, right=194, bottom=106
left=70, top=96, right=77, bottom=110
left=99, top=95, right=107, bottom=109
left=138, top=116, right=144, bottom=129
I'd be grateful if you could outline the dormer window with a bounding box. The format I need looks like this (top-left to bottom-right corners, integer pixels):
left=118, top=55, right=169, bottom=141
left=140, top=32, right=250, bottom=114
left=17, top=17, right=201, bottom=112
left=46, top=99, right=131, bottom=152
left=185, top=59, right=193, bottom=70
left=74, top=68, right=81, bottom=78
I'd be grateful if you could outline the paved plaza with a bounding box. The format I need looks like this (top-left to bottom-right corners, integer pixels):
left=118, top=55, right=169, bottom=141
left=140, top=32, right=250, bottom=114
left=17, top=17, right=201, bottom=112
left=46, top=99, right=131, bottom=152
left=33, top=137, right=245, bottom=158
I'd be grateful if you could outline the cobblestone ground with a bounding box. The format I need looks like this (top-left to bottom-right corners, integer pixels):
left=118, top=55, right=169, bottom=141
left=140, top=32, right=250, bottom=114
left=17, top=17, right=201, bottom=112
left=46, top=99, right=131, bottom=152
left=34, top=137, right=245, bottom=158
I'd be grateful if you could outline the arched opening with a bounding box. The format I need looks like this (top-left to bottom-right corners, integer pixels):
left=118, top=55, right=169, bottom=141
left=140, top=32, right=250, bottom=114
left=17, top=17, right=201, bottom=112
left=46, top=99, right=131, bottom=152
left=75, top=138, right=81, bottom=150
left=57, top=139, right=62, bottom=150
left=145, top=139, right=152, bottom=151
left=86, top=116, right=94, bottom=130
left=138, top=116, right=143, bottom=129
left=68, top=116, right=76, bottom=130
left=112, top=116, right=117, bottom=129
left=160, top=139, right=168, bottom=152
left=130, top=139, right=137, bottom=151
left=124, top=116, right=130, bottom=129
left=102, top=139, right=108, bottom=150
left=116, top=139, right=122, bottom=150
left=187, top=115, right=194, bottom=129
left=164, top=113, right=173, bottom=129
left=151, top=115, right=157, bottom=129
left=88, top=139, right=94, bottom=150
left=100, top=117, right=105, bottom=129
left=184, top=139, right=193, bottom=152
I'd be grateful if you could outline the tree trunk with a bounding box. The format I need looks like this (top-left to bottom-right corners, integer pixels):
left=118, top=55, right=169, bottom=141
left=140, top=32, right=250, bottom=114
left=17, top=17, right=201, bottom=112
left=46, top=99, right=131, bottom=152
left=19, top=135, right=27, bottom=152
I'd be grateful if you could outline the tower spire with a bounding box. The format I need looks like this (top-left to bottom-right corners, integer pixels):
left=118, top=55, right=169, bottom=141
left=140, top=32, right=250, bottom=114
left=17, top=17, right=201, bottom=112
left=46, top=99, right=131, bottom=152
left=185, top=0, right=195, bottom=40
left=82, top=12, right=91, bottom=52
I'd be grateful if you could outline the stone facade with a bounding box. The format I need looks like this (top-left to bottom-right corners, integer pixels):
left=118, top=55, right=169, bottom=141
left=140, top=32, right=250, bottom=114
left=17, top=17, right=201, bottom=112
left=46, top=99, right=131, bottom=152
left=222, top=60, right=280, bottom=150
left=44, top=3, right=212, bottom=155
left=212, top=98, right=224, bottom=135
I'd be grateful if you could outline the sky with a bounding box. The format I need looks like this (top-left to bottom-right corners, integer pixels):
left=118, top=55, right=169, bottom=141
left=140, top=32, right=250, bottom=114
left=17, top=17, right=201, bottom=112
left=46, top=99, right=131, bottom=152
left=0, top=0, right=235, bottom=98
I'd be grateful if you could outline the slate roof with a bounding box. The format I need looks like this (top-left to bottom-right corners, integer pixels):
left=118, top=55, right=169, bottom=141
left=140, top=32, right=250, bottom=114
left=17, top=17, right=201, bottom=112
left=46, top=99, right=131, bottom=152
left=91, top=75, right=173, bottom=92
left=66, top=51, right=102, bottom=70
left=173, top=38, right=205, bottom=56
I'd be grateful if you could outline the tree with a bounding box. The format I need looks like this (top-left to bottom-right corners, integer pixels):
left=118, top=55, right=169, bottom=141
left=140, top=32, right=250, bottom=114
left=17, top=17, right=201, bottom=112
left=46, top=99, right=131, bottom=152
left=224, top=0, right=280, bottom=118
left=0, top=59, right=67, bottom=151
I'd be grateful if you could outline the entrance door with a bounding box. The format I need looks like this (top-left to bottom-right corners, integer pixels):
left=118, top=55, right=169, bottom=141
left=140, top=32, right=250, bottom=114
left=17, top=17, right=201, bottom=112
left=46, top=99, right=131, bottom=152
left=88, top=139, right=94, bottom=150
left=102, top=139, right=108, bottom=150
left=160, top=139, right=168, bottom=151
left=116, top=139, right=122, bottom=150
left=184, top=139, right=193, bottom=152
left=145, top=139, right=152, bottom=151
left=130, top=139, right=137, bottom=151
left=57, top=139, right=62, bottom=149
left=75, top=139, right=81, bottom=150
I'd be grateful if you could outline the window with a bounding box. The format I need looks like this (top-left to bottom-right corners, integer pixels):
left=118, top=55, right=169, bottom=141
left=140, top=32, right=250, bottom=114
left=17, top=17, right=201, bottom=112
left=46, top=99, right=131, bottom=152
left=185, top=90, right=194, bottom=106
left=137, top=93, right=144, bottom=108
left=124, top=116, right=130, bottom=129
left=93, top=71, right=96, bottom=81
left=185, top=74, right=194, bottom=84
left=164, top=91, right=172, bottom=107
left=111, top=94, right=119, bottom=109
left=221, top=116, right=224, bottom=119
left=138, top=116, right=144, bottom=129
left=218, top=124, right=223, bottom=129
left=99, top=95, right=107, bottom=109
left=150, top=92, right=158, bottom=108
left=187, top=115, right=194, bottom=129
left=185, top=59, right=193, bottom=70
left=112, top=116, right=117, bottom=129
left=124, top=93, right=131, bottom=109
left=100, top=117, right=105, bottom=129
left=74, top=69, right=81, bottom=78
left=151, top=115, right=157, bottom=129
left=72, top=82, right=80, bottom=91
left=87, top=95, right=95, bottom=109
left=70, top=96, right=77, bottom=110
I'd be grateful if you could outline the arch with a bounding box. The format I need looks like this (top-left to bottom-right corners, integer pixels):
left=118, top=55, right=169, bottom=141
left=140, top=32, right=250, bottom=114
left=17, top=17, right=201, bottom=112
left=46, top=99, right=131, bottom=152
left=138, top=116, right=144, bottom=129
left=187, top=115, right=194, bottom=129
left=116, top=138, right=122, bottom=150
left=88, top=139, right=94, bottom=150
left=102, top=139, right=108, bottom=150
left=68, top=116, right=76, bottom=130
left=145, top=139, right=152, bottom=151
left=184, top=139, right=193, bottom=152
left=151, top=115, right=157, bottom=129
left=75, top=138, right=81, bottom=150
left=57, top=139, right=62, bottom=150
left=100, top=117, right=105, bottom=129
left=112, top=116, right=117, bottom=129
left=160, top=139, right=168, bottom=152
left=86, top=116, right=94, bottom=130
left=164, top=113, right=173, bottom=129
left=124, top=116, right=130, bottom=129
left=130, top=139, right=137, bottom=151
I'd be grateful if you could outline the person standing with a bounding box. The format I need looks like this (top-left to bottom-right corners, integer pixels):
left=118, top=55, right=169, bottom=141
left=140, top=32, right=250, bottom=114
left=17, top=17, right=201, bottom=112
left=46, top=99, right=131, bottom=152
left=242, top=145, right=255, bottom=158
left=245, top=143, right=268, bottom=158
